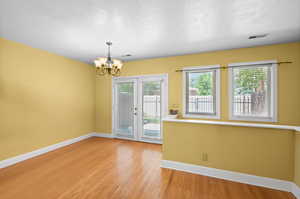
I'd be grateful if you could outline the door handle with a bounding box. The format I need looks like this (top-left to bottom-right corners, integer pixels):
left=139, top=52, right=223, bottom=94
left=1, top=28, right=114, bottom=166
left=133, top=107, right=138, bottom=115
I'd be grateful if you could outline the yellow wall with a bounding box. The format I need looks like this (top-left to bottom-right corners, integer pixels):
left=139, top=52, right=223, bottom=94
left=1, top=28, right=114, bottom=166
left=96, top=75, right=113, bottom=133
left=295, top=133, right=300, bottom=186
left=96, top=42, right=300, bottom=133
left=95, top=42, right=300, bottom=181
left=163, top=122, right=294, bottom=181
left=0, top=38, right=95, bottom=161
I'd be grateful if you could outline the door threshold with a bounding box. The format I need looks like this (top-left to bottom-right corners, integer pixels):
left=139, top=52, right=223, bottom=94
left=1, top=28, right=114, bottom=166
left=114, top=136, right=162, bottom=145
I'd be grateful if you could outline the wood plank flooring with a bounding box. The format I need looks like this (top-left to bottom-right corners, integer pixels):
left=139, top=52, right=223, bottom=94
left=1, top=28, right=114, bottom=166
left=0, top=137, right=295, bottom=199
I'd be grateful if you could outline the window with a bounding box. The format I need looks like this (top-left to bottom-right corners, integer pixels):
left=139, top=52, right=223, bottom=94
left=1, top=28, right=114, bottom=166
left=229, top=61, right=277, bottom=122
left=183, top=65, right=220, bottom=119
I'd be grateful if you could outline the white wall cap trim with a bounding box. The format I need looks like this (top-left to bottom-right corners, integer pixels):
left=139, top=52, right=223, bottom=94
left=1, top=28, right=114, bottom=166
left=162, top=118, right=300, bottom=131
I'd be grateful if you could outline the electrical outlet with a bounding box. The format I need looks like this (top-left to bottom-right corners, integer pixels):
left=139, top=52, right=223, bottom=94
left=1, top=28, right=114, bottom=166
left=202, top=153, right=208, bottom=161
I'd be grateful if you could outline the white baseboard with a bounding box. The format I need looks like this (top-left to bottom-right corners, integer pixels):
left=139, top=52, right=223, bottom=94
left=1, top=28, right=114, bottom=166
left=92, top=132, right=115, bottom=138
left=0, top=132, right=152, bottom=169
left=0, top=133, right=94, bottom=169
left=292, top=183, right=300, bottom=199
left=161, top=160, right=293, bottom=193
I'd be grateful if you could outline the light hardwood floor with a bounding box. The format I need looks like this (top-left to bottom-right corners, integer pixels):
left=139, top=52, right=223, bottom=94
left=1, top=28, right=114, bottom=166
left=0, top=137, right=296, bottom=199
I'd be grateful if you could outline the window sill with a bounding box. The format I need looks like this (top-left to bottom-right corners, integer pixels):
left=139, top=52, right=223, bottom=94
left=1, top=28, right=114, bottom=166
left=229, top=116, right=277, bottom=123
left=183, top=114, right=220, bottom=120
left=162, top=118, right=300, bottom=131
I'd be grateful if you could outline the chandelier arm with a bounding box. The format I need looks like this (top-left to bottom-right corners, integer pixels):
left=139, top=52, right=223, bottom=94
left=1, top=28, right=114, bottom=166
left=96, top=67, right=107, bottom=76
left=115, top=69, right=121, bottom=76
left=111, top=67, right=121, bottom=76
left=103, top=67, right=108, bottom=75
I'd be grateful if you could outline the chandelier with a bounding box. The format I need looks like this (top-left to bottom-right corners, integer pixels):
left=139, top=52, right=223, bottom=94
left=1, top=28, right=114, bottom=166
left=94, top=42, right=123, bottom=76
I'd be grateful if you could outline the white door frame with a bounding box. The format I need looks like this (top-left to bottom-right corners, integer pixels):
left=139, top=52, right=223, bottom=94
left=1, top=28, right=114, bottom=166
left=112, top=74, right=168, bottom=144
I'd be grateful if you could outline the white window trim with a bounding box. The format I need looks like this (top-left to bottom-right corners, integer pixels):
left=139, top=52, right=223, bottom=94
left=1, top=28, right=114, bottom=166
left=182, top=65, right=221, bottom=119
left=228, top=60, right=277, bottom=122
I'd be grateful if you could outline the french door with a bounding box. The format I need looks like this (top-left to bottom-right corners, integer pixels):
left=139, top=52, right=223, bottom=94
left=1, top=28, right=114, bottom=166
left=112, top=74, right=168, bottom=143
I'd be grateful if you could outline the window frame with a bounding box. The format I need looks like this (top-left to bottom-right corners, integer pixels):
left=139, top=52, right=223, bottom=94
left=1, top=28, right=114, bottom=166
left=182, top=65, right=221, bottom=119
left=228, top=60, right=277, bottom=122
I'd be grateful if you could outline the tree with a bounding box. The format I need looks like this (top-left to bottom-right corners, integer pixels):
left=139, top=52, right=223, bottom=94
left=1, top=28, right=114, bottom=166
left=143, top=82, right=160, bottom=95
left=194, top=72, right=213, bottom=96
left=118, top=83, right=133, bottom=93
left=235, top=68, right=267, bottom=95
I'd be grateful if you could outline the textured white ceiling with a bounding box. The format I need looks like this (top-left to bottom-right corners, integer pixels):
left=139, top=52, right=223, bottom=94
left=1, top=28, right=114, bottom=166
left=1, top=0, right=300, bottom=63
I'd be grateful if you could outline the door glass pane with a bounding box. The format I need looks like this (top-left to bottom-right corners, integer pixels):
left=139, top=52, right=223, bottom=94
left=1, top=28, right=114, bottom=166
left=142, top=81, right=161, bottom=139
left=116, top=82, right=134, bottom=137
